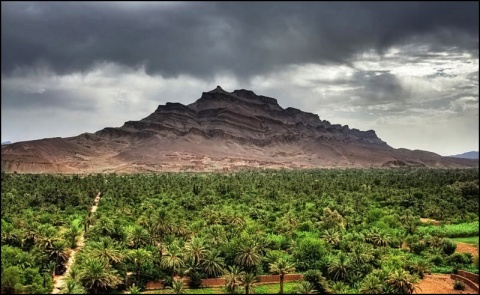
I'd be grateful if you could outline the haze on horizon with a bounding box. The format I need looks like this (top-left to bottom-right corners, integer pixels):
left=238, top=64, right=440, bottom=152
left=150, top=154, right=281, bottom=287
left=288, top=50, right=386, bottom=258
left=1, top=2, right=478, bottom=156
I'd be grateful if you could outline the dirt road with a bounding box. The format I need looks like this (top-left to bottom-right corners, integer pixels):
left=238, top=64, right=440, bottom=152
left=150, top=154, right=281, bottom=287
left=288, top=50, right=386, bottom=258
left=52, top=192, right=101, bottom=294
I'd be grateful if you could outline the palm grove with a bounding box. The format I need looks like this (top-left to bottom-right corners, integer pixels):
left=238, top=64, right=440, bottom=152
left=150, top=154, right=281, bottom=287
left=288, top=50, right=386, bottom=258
left=1, top=168, right=479, bottom=294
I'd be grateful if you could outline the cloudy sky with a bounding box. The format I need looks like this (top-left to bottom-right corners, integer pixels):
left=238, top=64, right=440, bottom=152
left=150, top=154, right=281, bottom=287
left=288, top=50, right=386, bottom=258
left=2, top=2, right=478, bottom=156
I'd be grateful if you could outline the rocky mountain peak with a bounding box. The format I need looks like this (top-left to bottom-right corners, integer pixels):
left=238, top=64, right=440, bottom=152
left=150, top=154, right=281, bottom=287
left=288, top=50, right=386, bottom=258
left=208, top=85, right=229, bottom=94
left=232, top=89, right=257, bottom=99
left=4, top=86, right=475, bottom=173
left=198, top=86, right=280, bottom=109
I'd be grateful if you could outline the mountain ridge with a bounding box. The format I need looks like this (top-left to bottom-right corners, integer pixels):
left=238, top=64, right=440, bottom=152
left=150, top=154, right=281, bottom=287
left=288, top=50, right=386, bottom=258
left=449, top=151, right=479, bottom=160
left=1, top=86, right=478, bottom=173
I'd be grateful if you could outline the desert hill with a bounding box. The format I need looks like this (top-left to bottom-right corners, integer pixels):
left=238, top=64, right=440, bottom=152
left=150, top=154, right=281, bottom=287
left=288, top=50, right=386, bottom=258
left=449, top=151, right=479, bottom=160
left=1, top=86, right=477, bottom=173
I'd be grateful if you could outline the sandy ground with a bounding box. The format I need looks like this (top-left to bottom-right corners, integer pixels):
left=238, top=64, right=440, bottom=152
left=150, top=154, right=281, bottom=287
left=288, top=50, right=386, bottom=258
left=414, top=240, right=478, bottom=294
left=52, top=192, right=101, bottom=294
left=456, top=242, right=479, bottom=257
left=420, top=218, right=441, bottom=225
left=414, top=274, right=477, bottom=294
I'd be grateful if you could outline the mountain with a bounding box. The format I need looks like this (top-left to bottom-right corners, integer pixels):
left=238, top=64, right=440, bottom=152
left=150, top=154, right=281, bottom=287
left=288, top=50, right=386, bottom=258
left=1, top=86, right=478, bottom=173
left=1, top=141, right=11, bottom=145
left=449, top=151, right=479, bottom=159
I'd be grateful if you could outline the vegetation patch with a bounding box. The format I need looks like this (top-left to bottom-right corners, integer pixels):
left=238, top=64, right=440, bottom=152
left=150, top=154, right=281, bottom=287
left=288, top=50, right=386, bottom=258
left=418, top=222, right=479, bottom=238
left=1, top=169, right=478, bottom=294
left=451, top=236, right=479, bottom=246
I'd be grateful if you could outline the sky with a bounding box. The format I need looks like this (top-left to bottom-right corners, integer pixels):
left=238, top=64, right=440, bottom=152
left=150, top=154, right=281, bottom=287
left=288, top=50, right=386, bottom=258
left=1, top=2, right=478, bottom=156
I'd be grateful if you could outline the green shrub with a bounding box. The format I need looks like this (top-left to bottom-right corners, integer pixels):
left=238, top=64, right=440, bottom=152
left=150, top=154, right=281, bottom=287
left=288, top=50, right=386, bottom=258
left=127, top=284, right=141, bottom=294
left=406, top=261, right=431, bottom=279
left=298, top=221, right=314, bottom=232
left=303, top=269, right=330, bottom=293
left=447, top=253, right=472, bottom=265
left=265, top=234, right=288, bottom=250
left=189, top=271, right=203, bottom=289
left=1, top=266, right=22, bottom=294
left=418, top=222, right=479, bottom=238
left=428, top=254, right=445, bottom=266
left=410, top=240, right=427, bottom=254
left=405, top=235, right=420, bottom=247
left=442, top=239, right=457, bottom=255
left=163, top=276, right=173, bottom=289
left=293, top=237, right=329, bottom=272
left=453, top=280, right=465, bottom=290
left=430, top=266, right=454, bottom=274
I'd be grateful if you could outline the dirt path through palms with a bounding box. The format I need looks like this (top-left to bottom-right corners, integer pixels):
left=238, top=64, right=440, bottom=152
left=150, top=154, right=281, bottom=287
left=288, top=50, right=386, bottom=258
left=52, top=192, right=101, bottom=294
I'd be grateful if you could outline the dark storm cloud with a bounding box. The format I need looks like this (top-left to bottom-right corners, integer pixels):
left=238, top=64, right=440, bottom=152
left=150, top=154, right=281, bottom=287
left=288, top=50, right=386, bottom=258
left=304, top=70, right=410, bottom=104
left=2, top=2, right=478, bottom=79
left=355, top=71, right=410, bottom=103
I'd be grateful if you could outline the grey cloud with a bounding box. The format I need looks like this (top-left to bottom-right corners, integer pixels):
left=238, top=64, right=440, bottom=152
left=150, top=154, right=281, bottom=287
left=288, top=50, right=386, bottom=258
left=359, top=72, right=410, bottom=103
left=306, top=70, right=410, bottom=105
left=1, top=82, right=97, bottom=111
left=2, top=2, right=478, bottom=79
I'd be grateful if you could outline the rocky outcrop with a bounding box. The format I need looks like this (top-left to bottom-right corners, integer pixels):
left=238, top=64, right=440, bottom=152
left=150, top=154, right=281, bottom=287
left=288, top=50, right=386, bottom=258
left=1, top=86, right=478, bottom=173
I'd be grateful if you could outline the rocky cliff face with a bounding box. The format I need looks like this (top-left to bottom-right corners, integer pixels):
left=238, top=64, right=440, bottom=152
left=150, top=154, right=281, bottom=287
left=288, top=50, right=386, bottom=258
left=1, top=86, right=478, bottom=173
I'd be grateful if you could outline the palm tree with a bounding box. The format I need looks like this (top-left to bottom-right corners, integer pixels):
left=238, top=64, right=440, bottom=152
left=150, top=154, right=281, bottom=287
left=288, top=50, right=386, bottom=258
left=128, top=248, right=152, bottom=282
left=22, top=221, right=40, bottom=249
left=349, top=243, right=374, bottom=266
left=269, top=258, right=296, bottom=294
left=64, top=224, right=82, bottom=249
left=349, top=243, right=375, bottom=275
left=137, top=214, right=156, bottom=245
left=88, top=237, right=125, bottom=265
left=154, top=210, right=173, bottom=240
left=125, top=225, right=149, bottom=249
left=203, top=208, right=222, bottom=225
left=92, top=217, right=115, bottom=237
left=328, top=252, right=351, bottom=282
left=204, top=225, right=226, bottom=246
left=1, top=220, right=21, bottom=247
left=224, top=265, right=244, bottom=294
left=238, top=272, right=258, bottom=295
left=295, top=281, right=317, bottom=294
left=63, top=279, right=87, bottom=294
left=161, top=243, right=184, bottom=278
left=323, top=229, right=341, bottom=247
left=331, top=281, right=351, bottom=294
left=185, top=236, right=207, bottom=264
left=320, top=207, right=345, bottom=231
left=201, top=250, right=225, bottom=278
left=48, top=240, right=69, bottom=275
left=169, top=278, right=187, bottom=294
left=365, top=228, right=390, bottom=247
left=36, top=225, right=60, bottom=251
left=386, top=269, right=417, bottom=294
left=235, top=243, right=261, bottom=271
left=302, top=269, right=331, bottom=294
left=406, top=260, right=431, bottom=279
left=84, top=214, right=94, bottom=232
left=44, top=261, right=57, bottom=279
left=427, top=236, right=443, bottom=249
left=228, top=213, right=246, bottom=227
left=182, top=257, right=202, bottom=280
left=127, top=283, right=141, bottom=294
left=78, top=257, right=122, bottom=294
left=360, top=274, right=384, bottom=294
